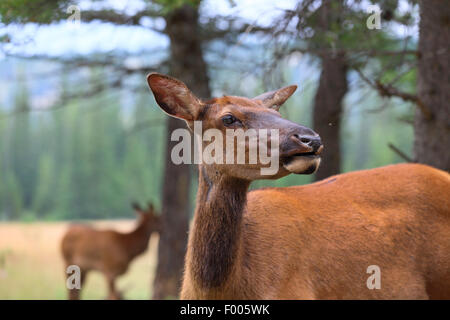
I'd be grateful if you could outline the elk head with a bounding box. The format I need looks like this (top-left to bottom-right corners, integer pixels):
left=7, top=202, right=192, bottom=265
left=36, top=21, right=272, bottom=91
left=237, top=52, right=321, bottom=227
left=147, top=73, right=322, bottom=181
left=131, top=202, right=160, bottom=234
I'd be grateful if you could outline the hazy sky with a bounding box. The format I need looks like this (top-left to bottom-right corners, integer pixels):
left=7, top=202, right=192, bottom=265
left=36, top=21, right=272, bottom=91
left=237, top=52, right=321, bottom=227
left=0, top=0, right=418, bottom=60
left=0, top=0, right=300, bottom=59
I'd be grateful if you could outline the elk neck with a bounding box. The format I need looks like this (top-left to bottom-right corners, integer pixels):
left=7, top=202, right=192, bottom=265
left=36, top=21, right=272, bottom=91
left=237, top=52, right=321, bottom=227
left=188, top=165, right=250, bottom=290
left=122, top=217, right=153, bottom=259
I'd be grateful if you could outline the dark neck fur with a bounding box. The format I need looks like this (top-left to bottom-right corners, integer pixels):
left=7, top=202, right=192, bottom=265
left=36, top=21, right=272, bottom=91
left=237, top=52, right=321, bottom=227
left=189, top=166, right=250, bottom=289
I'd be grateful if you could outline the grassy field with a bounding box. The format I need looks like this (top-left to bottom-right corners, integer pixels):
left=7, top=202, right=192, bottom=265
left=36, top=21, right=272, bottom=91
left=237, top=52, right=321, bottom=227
left=0, top=221, right=159, bottom=300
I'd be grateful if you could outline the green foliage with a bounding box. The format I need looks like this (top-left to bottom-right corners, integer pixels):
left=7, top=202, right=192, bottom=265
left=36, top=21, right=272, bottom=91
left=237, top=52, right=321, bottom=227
left=2, top=173, right=23, bottom=220
left=32, top=155, right=55, bottom=216
left=8, top=75, right=37, bottom=210
left=0, top=34, right=11, bottom=43
left=153, top=0, right=201, bottom=14
left=0, top=0, right=73, bottom=24
left=0, top=65, right=166, bottom=220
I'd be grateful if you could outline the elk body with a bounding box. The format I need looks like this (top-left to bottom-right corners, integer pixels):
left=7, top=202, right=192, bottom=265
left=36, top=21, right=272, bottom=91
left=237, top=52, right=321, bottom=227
left=61, top=203, right=160, bottom=300
left=147, top=73, right=450, bottom=300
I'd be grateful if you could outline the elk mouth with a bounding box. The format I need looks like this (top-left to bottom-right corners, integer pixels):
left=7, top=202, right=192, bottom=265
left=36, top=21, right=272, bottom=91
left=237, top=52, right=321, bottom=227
left=281, top=150, right=320, bottom=162
left=281, top=152, right=321, bottom=174
left=288, top=151, right=317, bottom=157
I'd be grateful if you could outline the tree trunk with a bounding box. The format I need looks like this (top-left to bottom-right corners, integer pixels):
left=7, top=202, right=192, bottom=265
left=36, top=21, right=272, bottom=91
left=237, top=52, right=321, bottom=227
left=152, top=4, right=211, bottom=299
left=313, top=54, right=347, bottom=181
left=414, top=0, right=450, bottom=171
left=312, top=1, right=348, bottom=181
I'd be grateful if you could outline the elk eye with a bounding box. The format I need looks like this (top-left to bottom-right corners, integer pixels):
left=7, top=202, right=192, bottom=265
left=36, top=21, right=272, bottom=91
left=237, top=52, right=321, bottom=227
left=222, top=114, right=238, bottom=126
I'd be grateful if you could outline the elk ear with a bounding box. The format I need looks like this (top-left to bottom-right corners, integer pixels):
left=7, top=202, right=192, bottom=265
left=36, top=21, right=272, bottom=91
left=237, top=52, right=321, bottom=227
left=253, top=85, right=297, bottom=111
left=131, top=202, right=141, bottom=212
left=147, top=73, right=202, bottom=121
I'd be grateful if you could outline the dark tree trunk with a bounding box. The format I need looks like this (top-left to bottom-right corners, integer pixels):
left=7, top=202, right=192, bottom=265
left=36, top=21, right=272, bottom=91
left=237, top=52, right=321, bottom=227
left=414, top=0, right=450, bottom=171
left=312, top=1, right=348, bottom=181
left=313, top=54, right=347, bottom=181
left=152, top=4, right=211, bottom=299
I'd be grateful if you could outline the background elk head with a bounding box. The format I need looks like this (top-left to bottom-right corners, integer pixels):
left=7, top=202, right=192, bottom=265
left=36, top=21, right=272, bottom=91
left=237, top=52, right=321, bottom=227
left=147, top=73, right=323, bottom=181
left=131, top=202, right=160, bottom=234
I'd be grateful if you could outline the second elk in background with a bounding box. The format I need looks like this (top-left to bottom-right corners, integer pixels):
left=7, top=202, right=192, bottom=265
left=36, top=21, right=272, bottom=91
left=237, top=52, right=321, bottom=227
left=61, top=203, right=160, bottom=300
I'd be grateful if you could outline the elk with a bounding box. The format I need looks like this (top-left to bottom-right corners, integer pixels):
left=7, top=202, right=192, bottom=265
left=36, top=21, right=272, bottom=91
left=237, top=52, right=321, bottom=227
left=61, top=203, right=160, bottom=300
left=146, top=73, right=450, bottom=300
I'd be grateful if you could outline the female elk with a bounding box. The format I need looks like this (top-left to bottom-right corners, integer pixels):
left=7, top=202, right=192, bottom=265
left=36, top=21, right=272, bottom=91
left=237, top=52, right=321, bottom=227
left=61, top=203, right=160, bottom=299
left=147, top=73, right=450, bottom=299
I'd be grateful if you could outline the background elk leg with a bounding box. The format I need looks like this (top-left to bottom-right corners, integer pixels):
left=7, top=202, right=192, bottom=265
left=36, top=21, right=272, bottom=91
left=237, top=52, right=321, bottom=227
left=67, top=268, right=86, bottom=300
left=106, top=274, right=121, bottom=300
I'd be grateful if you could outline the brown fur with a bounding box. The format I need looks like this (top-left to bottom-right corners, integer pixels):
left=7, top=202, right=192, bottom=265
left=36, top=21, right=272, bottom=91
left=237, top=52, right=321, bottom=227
left=182, top=164, right=450, bottom=299
left=146, top=73, right=450, bottom=300
left=61, top=203, right=160, bottom=300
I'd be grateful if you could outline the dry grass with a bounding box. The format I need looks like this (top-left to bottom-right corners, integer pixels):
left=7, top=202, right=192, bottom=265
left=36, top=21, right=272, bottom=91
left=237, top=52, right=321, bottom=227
left=0, top=221, right=158, bottom=300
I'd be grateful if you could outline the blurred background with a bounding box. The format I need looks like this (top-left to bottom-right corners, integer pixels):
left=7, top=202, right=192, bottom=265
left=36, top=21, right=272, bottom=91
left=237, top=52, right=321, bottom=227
left=0, top=0, right=448, bottom=299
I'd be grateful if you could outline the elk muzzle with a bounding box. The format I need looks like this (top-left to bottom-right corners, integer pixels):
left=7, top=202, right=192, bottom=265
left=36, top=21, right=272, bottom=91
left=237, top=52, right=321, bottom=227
left=280, top=126, right=323, bottom=174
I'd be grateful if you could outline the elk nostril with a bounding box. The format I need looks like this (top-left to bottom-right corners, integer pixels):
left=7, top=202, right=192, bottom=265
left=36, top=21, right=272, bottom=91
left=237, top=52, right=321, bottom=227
left=300, top=137, right=312, bottom=145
